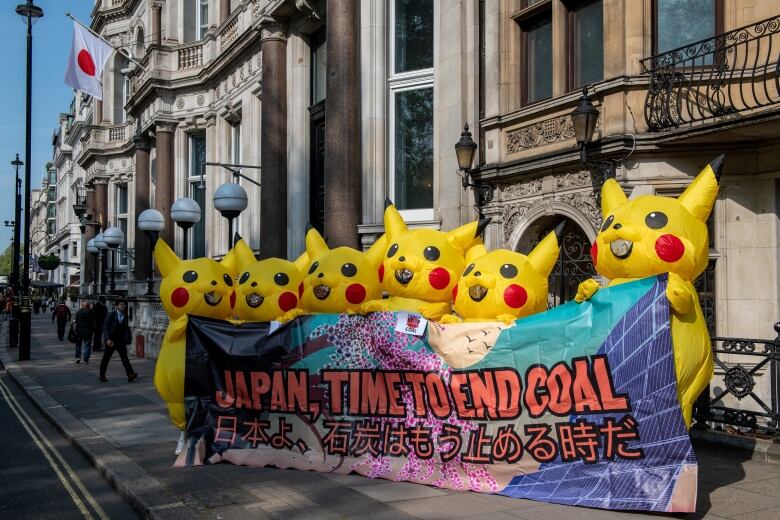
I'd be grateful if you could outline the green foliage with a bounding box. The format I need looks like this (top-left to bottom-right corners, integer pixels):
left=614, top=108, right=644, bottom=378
left=0, top=244, right=14, bottom=276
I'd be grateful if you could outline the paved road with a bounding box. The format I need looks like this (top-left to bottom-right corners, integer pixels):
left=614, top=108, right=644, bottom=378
left=0, top=370, right=140, bottom=520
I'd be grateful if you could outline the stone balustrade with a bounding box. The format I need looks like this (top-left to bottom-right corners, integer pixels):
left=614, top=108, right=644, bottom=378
left=177, top=43, right=203, bottom=70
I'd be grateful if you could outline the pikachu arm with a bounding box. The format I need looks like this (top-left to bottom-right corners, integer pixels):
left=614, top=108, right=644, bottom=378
left=495, top=313, right=518, bottom=325
left=277, top=308, right=307, bottom=323
left=154, top=315, right=189, bottom=430
left=440, top=313, right=463, bottom=324
left=360, top=299, right=393, bottom=314
left=666, top=272, right=695, bottom=316
left=417, top=301, right=451, bottom=321
left=574, top=278, right=601, bottom=303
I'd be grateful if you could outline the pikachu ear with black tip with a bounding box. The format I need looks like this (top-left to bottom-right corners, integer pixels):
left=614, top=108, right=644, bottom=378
left=601, top=178, right=628, bottom=216
left=527, top=228, right=561, bottom=278
left=365, top=234, right=388, bottom=268
left=465, top=244, right=488, bottom=265
left=678, top=154, right=723, bottom=222
left=223, top=238, right=256, bottom=274
left=383, top=203, right=408, bottom=239
left=446, top=218, right=491, bottom=253
left=154, top=239, right=180, bottom=277
left=305, top=224, right=329, bottom=259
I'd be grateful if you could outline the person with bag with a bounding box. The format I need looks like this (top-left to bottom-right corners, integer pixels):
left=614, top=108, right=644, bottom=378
left=52, top=300, right=71, bottom=341
left=73, top=302, right=94, bottom=364
left=99, top=300, right=138, bottom=383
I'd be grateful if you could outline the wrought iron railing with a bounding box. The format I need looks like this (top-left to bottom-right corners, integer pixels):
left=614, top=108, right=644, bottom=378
left=642, top=15, right=780, bottom=130
left=694, top=323, right=780, bottom=438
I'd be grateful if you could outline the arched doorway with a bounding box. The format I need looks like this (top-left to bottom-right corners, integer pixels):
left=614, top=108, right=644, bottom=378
left=518, top=216, right=596, bottom=308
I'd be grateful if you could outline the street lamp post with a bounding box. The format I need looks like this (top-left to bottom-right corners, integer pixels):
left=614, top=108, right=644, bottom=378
left=569, top=87, right=615, bottom=180
left=171, top=197, right=201, bottom=260
left=213, top=183, right=247, bottom=250
left=86, top=239, right=99, bottom=295
left=454, top=124, right=490, bottom=207
left=103, top=227, right=124, bottom=294
left=16, top=0, right=44, bottom=361
left=8, top=155, right=22, bottom=350
left=137, top=209, right=165, bottom=295
left=94, top=233, right=108, bottom=295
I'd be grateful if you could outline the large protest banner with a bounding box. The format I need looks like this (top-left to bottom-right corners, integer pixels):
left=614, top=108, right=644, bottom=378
left=180, top=274, right=697, bottom=512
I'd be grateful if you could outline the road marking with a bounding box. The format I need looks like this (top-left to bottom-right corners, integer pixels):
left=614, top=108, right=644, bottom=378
left=0, top=377, right=110, bottom=520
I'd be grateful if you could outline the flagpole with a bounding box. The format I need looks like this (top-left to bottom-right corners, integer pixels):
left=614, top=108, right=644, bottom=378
left=64, top=11, right=148, bottom=73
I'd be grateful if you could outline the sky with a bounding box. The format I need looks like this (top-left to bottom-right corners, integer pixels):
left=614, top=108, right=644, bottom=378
left=0, top=1, right=93, bottom=251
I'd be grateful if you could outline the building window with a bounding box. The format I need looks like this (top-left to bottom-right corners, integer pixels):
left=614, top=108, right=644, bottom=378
left=47, top=204, right=56, bottom=219
left=393, top=0, right=433, bottom=74
left=311, top=30, right=326, bottom=105
left=113, top=54, right=129, bottom=124
left=189, top=133, right=207, bottom=259
left=654, top=0, right=719, bottom=56
left=116, top=184, right=128, bottom=267
left=47, top=186, right=56, bottom=201
left=568, top=0, right=603, bottom=89
left=198, top=0, right=209, bottom=40
left=48, top=170, right=57, bottom=184
left=72, top=241, right=78, bottom=258
left=230, top=122, right=242, bottom=236
left=47, top=220, right=55, bottom=235
left=519, top=8, right=553, bottom=105
left=389, top=0, right=434, bottom=219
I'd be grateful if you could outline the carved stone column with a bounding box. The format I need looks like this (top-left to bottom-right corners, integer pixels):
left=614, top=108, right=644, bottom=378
left=95, top=100, right=103, bottom=125
left=84, top=188, right=97, bottom=285
left=134, top=134, right=151, bottom=280
left=155, top=122, right=176, bottom=245
left=324, top=0, right=361, bottom=248
left=95, top=180, right=108, bottom=230
left=151, top=0, right=162, bottom=46
left=220, top=0, right=230, bottom=23
left=259, top=22, right=288, bottom=259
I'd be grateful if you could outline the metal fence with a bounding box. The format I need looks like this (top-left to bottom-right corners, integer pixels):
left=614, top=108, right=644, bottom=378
left=694, top=323, right=780, bottom=438
left=642, top=15, right=780, bottom=130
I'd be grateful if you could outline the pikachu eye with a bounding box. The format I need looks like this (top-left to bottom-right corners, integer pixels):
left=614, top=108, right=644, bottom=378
left=341, top=263, right=357, bottom=277
left=463, top=263, right=475, bottom=276
left=423, top=246, right=440, bottom=261
left=308, top=261, right=319, bottom=275
left=274, top=272, right=289, bottom=286
left=645, top=211, right=668, bottom=229
left=223, top=274, right=234, bottom=286
left=387, top=243, right=399, bottom=258
left=500, top=264, right=518, bottom=279
left=182, top=270, right=198, bottom=283
left=239, top=272, right=250, bottom=284
left=600, top=215, right=614, bottom=232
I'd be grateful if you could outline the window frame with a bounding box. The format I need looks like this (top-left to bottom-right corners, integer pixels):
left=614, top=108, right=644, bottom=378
left=230, top=121, right=242, bottom=237
left=197, top=0, right=209, bottom=40
left=388, top=0, right=435, bottom=222
left=515, top=2, right=553, bottom=106
left=115, top=184, right=129, bottom=267
left=652, top=0, right=724, bottom=56
left=188, top=132, right=207, bottom=259
left=565, top=0, right=604, bottom=92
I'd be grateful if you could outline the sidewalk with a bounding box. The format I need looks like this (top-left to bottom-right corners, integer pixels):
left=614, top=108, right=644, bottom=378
left=2, top=314, right=780, bottom=519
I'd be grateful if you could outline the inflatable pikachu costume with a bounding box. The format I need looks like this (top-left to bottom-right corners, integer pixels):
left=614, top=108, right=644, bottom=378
left=363, top=201, right=490, bottom=320
left=445, top=223, right=564, bottom=323
left=577, top=155, right=723, bottom=427
left=153, top=239, right=239, bottom=429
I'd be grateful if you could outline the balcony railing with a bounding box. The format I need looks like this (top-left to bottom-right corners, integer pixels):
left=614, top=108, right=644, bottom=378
left=642, top=15, right=780, bottom=131
left=178, top=42, right=203, bottom=70
left=220, top=16, right=240, bottom=51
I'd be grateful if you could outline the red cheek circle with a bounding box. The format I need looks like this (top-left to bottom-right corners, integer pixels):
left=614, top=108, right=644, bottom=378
left=503, top=284, right=528, bottom=309
left=428, top=267, right=451, bottom=290
left=655, top=234, right=685, bottom=263
left=590, top=241, right=598, bottom=266
left=378, top=264, right=385, bottom=283
left=345, top=283, right=367, bottom=304
left=452, top=284, right=458, bottom=302
left=171, top=287, right=189, bottom=308
left=298, top=282, right=304, bottom=298
left=278, top=292, right=297, bottom=312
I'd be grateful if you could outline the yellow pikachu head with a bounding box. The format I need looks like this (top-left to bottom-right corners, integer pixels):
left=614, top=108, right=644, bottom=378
left=231, top=239, right=309, bottom=322
left=381, top=202, right=490, bottom=304
left=154, top=239, right=237, bottom=321
left=453, top=225, right=561, bottom=321
left=593, top=155, right=722, bottom=282
left=300, top=226, right=386, bottom=313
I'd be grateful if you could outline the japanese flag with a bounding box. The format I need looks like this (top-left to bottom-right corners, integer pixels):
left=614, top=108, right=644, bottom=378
left=64, top=22, right=113, bottom=100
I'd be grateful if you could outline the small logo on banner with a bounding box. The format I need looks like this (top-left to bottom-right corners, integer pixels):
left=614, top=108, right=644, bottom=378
left=395, top=312, right=427, bottom=336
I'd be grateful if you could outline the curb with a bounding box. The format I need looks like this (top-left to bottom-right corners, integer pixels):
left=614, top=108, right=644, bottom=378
left=690, top=428, right=780, bottom=464
left=0, top=347, right=199, bottom=519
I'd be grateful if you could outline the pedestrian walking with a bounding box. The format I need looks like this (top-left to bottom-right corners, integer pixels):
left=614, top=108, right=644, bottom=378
left=92, top=296, right=107, bottom=352
left=99, top=300, right=138, bottom=383
left=51, top=300, right=71, bottom=341
left=74, top=302, right=94, bottom=364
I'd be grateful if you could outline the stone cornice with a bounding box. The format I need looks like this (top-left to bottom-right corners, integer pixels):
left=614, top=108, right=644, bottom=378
left=91, top=0, right=141, bottom=33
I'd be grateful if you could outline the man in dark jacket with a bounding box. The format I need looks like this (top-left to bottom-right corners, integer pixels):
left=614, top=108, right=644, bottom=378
left=99, top=300, right=138, bottom=383
left=74, top=302, right=94, bottom=364
left=92, top=297, right=107, bottom=352
left=52, top=300, right=71, bottom=341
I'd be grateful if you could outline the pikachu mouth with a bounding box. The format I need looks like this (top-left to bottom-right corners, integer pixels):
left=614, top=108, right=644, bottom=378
left=609, top=239, right=633, bottom=259
left=204, top=291, right=223, bottom=306
left=313, top=284, right=331, bottom=300
left=468, top=285, right=488, bottom=302
left=245, top=292, right=264, bottom=308
left=394, top=268, right=414, bottom=285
